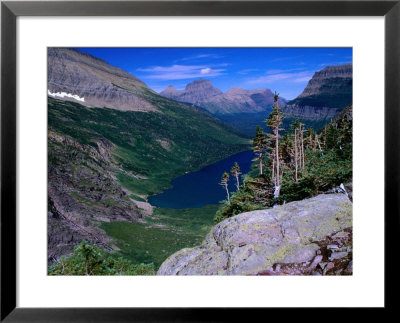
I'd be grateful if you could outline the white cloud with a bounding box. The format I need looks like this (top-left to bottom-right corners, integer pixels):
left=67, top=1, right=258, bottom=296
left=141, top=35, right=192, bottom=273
left=200, top=68, right=211, bottom=75
left=178, top=53, right=225, bottom=62
left=136, top=64, right=225, bottom=80
left=246, top=70, right=313, bottom=85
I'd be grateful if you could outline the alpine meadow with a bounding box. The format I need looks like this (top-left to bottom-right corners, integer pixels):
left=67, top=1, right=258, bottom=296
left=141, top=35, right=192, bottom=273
left=48, top=48, right=353, bottom=276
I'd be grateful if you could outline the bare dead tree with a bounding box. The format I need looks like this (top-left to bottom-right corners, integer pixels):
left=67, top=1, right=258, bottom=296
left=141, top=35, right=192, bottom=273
left=300, top=123, right=305, bottom=169
left=230, top=162, right=242, bottom=192
left=294, top=127, right=298, bottom=182
left=220, top=172, right=230, bottom=202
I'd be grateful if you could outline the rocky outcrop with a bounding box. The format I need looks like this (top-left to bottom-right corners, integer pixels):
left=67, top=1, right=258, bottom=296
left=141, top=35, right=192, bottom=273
left=282, top=104, right=342, bottom=121
left=160, top=79, right=286, bottom=115
left=48, top=130, right=143, bottom=263
left=158, top=194, right=352, bottom=275
left=48, top=48, right=156, bottom=112
left=333, top=104, right=353, bottom=124
left=298, top=63, right=352, bottom=98
left=283, top=63, right=352, bottom=121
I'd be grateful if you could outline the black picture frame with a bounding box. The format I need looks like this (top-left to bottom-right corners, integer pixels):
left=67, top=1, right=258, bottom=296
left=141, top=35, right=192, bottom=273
left=1, top=0, right=399, bottom=321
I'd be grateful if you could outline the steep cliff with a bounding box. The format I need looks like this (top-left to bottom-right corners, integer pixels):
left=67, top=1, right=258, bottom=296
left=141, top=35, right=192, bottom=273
left=48, top=128, right=143, bottom=261
left=283, top=63, right=352, bottom=123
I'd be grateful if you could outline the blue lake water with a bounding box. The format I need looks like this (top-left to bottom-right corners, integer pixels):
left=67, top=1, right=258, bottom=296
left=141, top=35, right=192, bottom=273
left=148, top=150, right=254, bottom=209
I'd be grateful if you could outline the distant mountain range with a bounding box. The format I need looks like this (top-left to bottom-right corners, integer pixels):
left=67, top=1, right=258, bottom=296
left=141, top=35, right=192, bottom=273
left=161, top=79, right=287, bottom=115
left=283, top=63, right=352, bottom=123
left=160, top=63, right=352, bottom=136
left=160, top=79, right=288, bottom=137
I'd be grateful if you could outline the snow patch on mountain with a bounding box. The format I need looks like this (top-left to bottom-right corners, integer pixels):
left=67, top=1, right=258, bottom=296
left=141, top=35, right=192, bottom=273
left=48, top=90, right=85, bottom=102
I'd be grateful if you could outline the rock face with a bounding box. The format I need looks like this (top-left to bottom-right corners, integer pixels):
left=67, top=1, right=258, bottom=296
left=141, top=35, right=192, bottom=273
left=48, top=130, right=143, bottom=262
left=48, top=48, right=156, bottom=111
left=283, top=63, right=352, bottom=121
left=160, top=79, right=286, bottom=115
left=181, top=79, right=223, bottom=103
left=158, top=194, right=352, bottom=275
left=298, top=63, right=352, bottom=98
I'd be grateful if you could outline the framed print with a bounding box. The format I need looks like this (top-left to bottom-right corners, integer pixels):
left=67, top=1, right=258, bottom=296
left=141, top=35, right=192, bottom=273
left=1, top=0, right=399, bottom=321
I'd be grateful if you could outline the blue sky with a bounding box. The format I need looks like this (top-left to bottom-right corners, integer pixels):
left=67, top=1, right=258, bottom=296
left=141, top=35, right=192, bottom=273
left=76, top=47, right=352, bottom=100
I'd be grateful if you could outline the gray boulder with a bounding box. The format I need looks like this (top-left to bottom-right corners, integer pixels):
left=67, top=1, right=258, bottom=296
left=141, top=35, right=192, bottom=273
left=158, top=194, right=352, bottom=275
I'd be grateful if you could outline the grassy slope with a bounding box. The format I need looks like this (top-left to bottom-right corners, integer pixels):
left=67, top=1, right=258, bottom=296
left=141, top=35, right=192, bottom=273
left=101, top=205, right=219, bottom=268
left=48, top=96, right=250, bottom=197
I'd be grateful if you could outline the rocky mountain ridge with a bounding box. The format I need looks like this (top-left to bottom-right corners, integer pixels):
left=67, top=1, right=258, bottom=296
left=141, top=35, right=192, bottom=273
left=298, top=63, right=352, bottom=98
left=161, top=79, right=286, bottom=115
left=48, top=48, right=156, bottom=111
left=283, top=63, right=352, bottom=122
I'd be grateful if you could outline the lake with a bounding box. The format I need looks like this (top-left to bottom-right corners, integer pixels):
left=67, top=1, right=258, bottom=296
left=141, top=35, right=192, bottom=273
left=148, top=150, right=254, bottom=208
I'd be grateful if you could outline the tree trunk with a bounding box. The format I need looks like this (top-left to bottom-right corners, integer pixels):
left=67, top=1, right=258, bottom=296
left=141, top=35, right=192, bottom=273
left=259, top=152, right=263, bottom=175
left=294, top=128, right=298, bottom=182
left=275, top=128, right=280, bottom=188
left=301, top=124, right=305, bottom=169
left=272, top=153, right=275, bottom=185
left=224, top=184, right=230, bottom=202
left=235, top=174, right=240, bottom=191
left=314, top=133, right=317, bottom=150
left=316, top=134, right=323, bottom=154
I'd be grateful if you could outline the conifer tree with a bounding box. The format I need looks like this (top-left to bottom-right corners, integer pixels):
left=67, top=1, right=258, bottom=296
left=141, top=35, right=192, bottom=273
left=266, top=92, right=284, bottom=197
left=220, top=172, right=230, bottom=202
left=306, top=127, right=315, bottom=150
left=315, top=133, right=323, bottom=153
left=230, top=162, right=242, bottom=192
left=271, top=148, right=275, bottom=184
left=290, top=120, right=300, bottom=182
left=300, top=122, right=305, bottom=169
left=252, top=126, right=266, bottom=176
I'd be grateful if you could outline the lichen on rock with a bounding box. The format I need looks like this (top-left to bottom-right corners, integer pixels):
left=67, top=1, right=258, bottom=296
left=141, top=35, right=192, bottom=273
left=157, top=194, right=352, bottom=276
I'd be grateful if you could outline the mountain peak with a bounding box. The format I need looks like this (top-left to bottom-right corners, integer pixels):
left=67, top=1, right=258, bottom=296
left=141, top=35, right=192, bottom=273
left=48, top=48, right=155, bottom=111
left=283, top=63, right=353, bottom=122
left=312, top=62, right=353, bottom=80
left=298, top=63, right=352, bottom=99
left=185, top=79, right=221, bottom=93
left=170, top=78, right=223, bottom=103
left=225, top=87, right=248, bottom=95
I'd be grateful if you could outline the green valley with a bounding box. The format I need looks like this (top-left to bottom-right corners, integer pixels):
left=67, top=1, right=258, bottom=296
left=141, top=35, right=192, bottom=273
left=47, top=47, right=353, bottom=276
left=48, top=93, right=249, bottom=265
left=49, top=96, right=249, bottom=196
left=101, top=205, right=219, bottom=268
